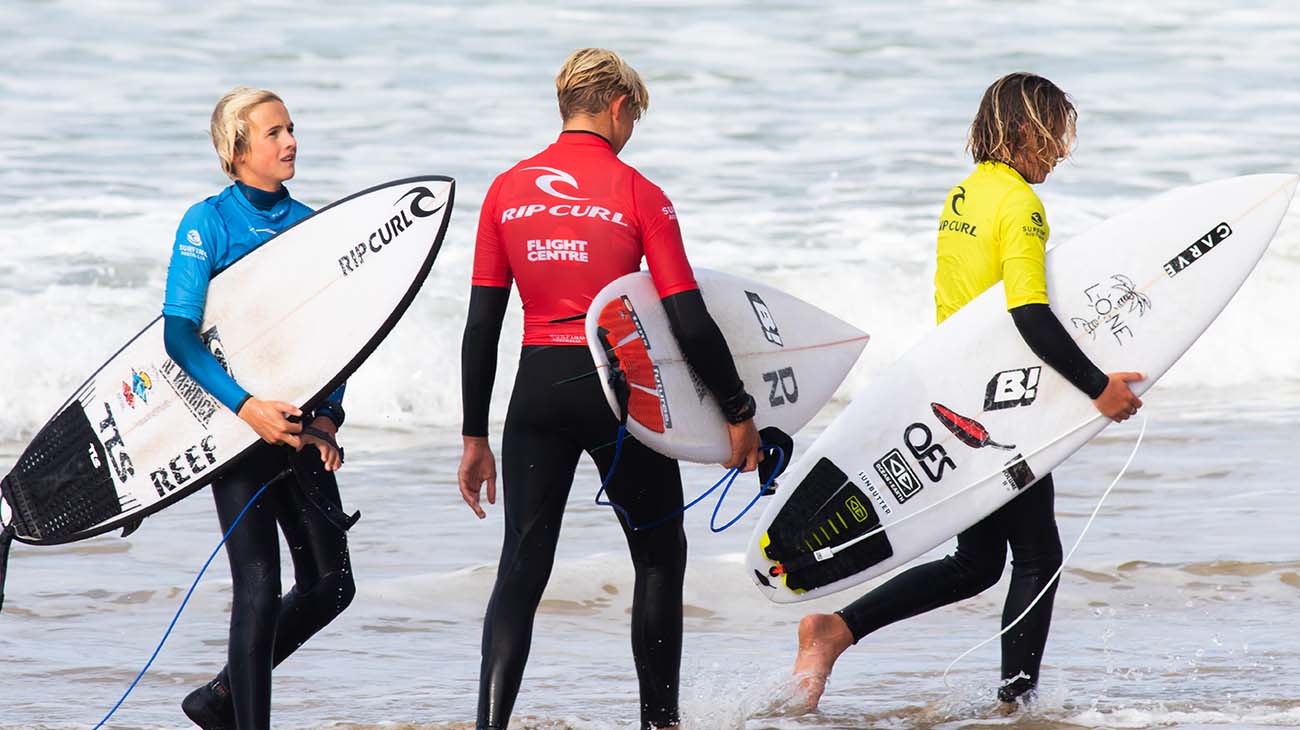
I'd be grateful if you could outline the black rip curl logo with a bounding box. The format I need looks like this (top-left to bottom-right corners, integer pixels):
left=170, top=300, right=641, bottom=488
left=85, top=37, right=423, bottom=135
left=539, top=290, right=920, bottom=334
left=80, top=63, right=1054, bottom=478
left=397, top=186, right=445, bottom=218
left=950, top=186, right=966, bottom=216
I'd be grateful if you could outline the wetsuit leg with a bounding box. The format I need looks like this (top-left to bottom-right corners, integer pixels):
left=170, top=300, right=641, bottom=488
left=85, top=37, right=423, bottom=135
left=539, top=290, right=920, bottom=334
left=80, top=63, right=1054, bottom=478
left=588, top=433, right=686, bottom=730
left=836, top=510, right=1008, bottom=642
left=211, top=443, right=292, bottom=730
left=477, top=348, right=584, bottom=730
left=266, top=450, right=356, bottom=666
left=997, top=473, right=1062, bottom=701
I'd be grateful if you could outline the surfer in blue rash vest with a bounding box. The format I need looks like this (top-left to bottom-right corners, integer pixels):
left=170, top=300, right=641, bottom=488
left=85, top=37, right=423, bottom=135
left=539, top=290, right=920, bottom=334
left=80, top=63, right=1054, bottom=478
left=790, top=73, right=1145, bottom=711
left=162, top=87, right=356, bottom=730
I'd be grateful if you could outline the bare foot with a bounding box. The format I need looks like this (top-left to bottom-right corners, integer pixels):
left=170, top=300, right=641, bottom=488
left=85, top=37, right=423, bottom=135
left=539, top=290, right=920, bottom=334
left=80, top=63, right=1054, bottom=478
left=790, top=613, right=854, bottom=712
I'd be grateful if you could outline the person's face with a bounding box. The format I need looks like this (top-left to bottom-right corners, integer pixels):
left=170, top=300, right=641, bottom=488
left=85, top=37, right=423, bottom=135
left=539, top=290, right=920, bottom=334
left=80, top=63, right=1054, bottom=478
left=609, top=94, right=637, bottom=155
left=236, top=101, right=296, bottom=189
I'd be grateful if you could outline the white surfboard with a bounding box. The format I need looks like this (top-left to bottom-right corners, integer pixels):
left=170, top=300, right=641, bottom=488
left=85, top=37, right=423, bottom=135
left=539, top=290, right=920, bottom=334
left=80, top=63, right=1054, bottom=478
left=585, top=269, right=868, bottom=464
left=1, top=177, right=455, bottom=545
left=746, top=174, right=1297, bottom=603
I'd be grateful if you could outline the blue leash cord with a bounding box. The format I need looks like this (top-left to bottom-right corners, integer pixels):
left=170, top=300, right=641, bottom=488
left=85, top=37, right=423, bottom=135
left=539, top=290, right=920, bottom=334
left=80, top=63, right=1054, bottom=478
left=93, top=480, right=272, bottom=729
left=594, top=424, right=785, bottom=532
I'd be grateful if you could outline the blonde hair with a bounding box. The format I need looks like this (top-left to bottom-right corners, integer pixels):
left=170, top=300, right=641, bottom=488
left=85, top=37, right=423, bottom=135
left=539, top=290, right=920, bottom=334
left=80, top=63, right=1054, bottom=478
left=968, top=73, right=1076, bottom=169
left=210, top=86, right=284, bottom=180
left=555, top=48, right=649, bottom=121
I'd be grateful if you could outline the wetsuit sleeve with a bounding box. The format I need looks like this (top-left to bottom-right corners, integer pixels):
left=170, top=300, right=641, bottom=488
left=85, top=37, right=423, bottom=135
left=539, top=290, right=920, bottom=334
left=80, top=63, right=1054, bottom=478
left=163, top=315, right=251, bottom=413
left=315, top=382, right=347, bottom=428
left=162, top=205, right=224, bottom=324
left=632, top=174, right=697, bottom=298
left=462, top=285, right=510, bottom=437
left=662, top=290, right=754, bottom=423
left=1010, top=304, right=1109, bottom=399
left=471, top=175, right=512, bottom=288
left=999, top=192, right=1050, bottom=311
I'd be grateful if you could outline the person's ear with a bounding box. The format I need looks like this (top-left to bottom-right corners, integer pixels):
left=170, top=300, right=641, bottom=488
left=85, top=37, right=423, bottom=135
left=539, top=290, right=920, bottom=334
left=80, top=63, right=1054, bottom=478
left=610, top=94, right=628, bottom=123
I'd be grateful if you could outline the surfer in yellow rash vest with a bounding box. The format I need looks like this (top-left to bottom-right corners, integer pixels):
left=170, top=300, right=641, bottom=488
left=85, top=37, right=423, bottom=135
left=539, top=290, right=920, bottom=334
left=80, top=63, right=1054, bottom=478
left=790, top=73, right=1145, bottom=711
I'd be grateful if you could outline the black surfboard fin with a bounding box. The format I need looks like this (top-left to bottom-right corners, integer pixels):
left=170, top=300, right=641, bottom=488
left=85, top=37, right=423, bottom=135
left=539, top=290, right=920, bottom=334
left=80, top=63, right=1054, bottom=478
left=758, top=427, right=794, bottom=494
left=0, top=523, right=16, bottom=613
left=119, top=517, right=144, bottom=538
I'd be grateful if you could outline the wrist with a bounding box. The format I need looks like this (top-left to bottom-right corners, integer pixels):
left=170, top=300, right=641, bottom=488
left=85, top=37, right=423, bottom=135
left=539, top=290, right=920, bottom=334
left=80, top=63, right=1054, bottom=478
left=720, top=390, right=756, bottom=424
left=463, top=435, right=490, bottom=447
left=315, top=400, right=345, bottom=429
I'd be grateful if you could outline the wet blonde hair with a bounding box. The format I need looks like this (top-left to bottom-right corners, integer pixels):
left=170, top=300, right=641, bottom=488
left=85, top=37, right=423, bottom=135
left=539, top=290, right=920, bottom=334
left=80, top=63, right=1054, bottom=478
left=555, top=48, right=649, bottom=121
left=968, top=73, right=1076, bottom=169
left=210, top=86, right=284, bottom=180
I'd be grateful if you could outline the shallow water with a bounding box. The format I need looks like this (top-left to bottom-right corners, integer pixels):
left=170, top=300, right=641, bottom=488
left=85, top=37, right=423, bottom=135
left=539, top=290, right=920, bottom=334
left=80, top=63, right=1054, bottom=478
left=3, top=1, right=1300, bottom=728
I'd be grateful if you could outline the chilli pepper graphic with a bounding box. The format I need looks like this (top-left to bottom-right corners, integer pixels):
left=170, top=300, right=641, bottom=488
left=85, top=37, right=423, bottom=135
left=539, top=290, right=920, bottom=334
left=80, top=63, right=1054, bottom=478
left=931, top=402, right=1015, bottom=451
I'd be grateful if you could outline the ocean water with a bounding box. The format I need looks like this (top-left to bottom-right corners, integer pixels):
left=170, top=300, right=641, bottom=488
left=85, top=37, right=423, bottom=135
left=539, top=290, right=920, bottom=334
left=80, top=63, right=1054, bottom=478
left=2, top=1, right=1300, bottom=728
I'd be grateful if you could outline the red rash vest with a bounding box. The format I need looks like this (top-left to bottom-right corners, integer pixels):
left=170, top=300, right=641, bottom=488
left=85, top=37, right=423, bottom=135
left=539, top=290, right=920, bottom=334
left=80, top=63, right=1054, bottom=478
left=472, top=131, right=698, bottom=346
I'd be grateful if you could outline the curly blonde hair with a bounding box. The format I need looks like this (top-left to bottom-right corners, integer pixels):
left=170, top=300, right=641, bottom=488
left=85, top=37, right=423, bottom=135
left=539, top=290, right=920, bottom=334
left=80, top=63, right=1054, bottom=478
left=210, top=86, right=284, bottom=180
left=555, top=48, right=649, bottom=121
left=968, top=73, right=1076, bottom=169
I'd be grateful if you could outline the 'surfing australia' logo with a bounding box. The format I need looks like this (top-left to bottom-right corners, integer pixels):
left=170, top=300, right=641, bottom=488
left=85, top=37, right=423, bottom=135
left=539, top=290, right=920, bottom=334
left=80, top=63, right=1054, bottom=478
left=931, top=402, right=1015, bottom=451
left=747, top=291, right=783, bottom=347
left=119, top=368, right=153, bottom=409
left=338, top=186, right=445, bottom=277
left=984, top=367, right=1041, bottom=411
left=1164, top=222, right=1232, bottom=278
left=874, top=448, right=923, bottom=504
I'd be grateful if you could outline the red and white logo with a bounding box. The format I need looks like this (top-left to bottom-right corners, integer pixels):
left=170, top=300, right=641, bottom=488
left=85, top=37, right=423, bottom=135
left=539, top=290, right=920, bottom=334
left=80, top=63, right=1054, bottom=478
left=522, top=166, right=588, bottom=201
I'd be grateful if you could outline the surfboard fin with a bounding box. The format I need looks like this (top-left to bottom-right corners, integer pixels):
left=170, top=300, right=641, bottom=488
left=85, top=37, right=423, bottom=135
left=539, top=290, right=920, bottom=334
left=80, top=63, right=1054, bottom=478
left=0, top=523, right=15, bottom=612
left=119, top=517, right=144, bottom=538
left=758, top=427, right=793, bottom=492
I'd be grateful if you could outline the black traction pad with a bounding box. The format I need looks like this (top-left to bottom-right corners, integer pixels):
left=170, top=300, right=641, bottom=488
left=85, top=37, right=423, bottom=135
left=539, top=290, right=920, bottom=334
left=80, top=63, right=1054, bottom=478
left=1, top=405, right=122, bottom=542
left=763, top=457, right=894, bottom=593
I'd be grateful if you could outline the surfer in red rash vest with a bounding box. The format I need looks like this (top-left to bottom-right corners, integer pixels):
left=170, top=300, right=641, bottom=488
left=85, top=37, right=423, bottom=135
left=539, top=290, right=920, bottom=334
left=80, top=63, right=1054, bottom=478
left=458, top=48, right=762, bottom=730
left=790, top=73, right=1144, bottom=712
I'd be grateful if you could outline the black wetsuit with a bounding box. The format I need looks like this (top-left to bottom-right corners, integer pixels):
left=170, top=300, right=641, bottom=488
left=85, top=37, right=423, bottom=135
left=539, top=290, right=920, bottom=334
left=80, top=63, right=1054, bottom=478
left=465, top=131, right=754, bottom=730
left=834, top=303, right=1106, bottom=702
left=163, top=181, right=355, bottom=729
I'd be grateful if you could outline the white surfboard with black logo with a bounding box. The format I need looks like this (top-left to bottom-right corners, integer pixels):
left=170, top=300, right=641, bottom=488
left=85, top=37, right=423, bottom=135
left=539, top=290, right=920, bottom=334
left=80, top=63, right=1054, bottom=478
left=586, top=269, right=868, bottom=464
left=746, top=174, right=1297, bottom=603
left=0, top=176, right=454, bottom=545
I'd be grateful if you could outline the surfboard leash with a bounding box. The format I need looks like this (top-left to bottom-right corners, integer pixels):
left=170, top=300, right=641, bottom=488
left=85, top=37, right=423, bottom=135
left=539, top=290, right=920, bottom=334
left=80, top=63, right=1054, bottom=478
left=593, top=423, right=785, bottom=532
left=92, top=475, right=281, bottom=729
left=940, top=414, right=1148, bottom=694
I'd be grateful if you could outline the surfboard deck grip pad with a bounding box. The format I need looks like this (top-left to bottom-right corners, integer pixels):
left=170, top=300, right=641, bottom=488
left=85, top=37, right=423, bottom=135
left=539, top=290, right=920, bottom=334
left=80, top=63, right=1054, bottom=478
left=763, top=457, right=893, bottom=592
left=1, top=405, right=122, bottom=541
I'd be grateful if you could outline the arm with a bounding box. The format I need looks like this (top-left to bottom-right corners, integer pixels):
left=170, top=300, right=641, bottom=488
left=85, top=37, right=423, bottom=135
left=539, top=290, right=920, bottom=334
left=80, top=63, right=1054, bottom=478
left=635, top=175, right=760, bottom=471
left=1008, top=304, right=1107, bottom=399
left=661, top=289, right=754, bottom=422
left=461, top=285, right=510, bottom=438
left=1000, top=196, right=1143, bottom=422
left=459, top=177, right=510, bottom=517
left=162, top=206, right=301, bottom=446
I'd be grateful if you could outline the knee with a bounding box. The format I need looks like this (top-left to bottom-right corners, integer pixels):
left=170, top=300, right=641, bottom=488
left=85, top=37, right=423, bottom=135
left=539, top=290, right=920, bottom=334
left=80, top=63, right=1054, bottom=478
left=321, top=568, right=356, bottom=614
left=1012, top=541, right=1063, bottom=579
left=632, top=525, right=687, bottom=571
left=950, top=545, right=1007, bottom=592
left=232, top=565, right=282, bottom=631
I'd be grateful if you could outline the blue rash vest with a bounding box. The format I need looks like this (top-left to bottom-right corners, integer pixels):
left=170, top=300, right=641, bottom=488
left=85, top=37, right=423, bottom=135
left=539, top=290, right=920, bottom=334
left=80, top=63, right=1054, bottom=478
left=161, top=182, right=346, bottom=418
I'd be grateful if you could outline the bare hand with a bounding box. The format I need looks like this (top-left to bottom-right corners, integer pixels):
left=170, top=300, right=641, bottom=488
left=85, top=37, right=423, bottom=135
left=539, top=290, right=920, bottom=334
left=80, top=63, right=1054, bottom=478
left=302, top=416, right=343, bottom=472
left=237, top=397, right=303, bottom=447
left=1094, top=372, right=1145, bottom=423
left=459, top=436, right=497, bottom=519
left=724, top=419, right=763, bottom=473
